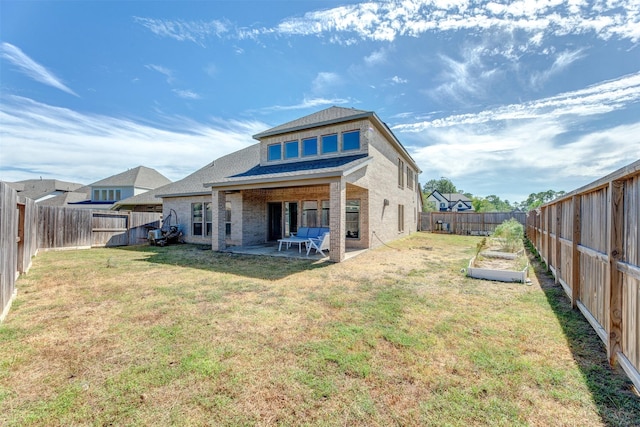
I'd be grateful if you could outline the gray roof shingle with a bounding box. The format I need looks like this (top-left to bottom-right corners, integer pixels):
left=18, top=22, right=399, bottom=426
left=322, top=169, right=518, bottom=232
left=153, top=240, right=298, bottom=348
left=90, top=166, right=171, bottom=189
left=157, top=144, right=261, bottom=198
left=253, top=106, right=371, bottom=139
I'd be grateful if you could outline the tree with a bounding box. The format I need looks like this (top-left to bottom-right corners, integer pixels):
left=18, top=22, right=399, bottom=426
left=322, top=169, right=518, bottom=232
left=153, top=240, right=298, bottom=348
left=423, top=177, right=457, bottom=195
left=519, top=190, right=566, bottom=211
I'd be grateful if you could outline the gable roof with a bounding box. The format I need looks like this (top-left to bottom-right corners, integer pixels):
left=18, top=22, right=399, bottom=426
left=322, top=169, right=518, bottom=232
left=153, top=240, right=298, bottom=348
left=427, top=191, right=471, bottom=203
left=90, top=166, right=171, bottom=189
left=157, top=144, right=261, bottom=198
left=253, top=106, right=371, bottom=139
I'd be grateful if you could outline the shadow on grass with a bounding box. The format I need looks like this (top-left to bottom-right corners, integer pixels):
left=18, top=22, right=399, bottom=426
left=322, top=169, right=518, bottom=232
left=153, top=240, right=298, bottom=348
left=526, top=243, right=640, bottom=427
left=113, top=244, right=329, bottom=281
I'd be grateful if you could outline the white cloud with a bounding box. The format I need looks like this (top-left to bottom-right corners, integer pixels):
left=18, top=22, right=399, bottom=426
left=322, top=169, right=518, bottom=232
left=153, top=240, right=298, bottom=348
left=172, top=89, right=201, bottom=99
left=311, top=72, right=343, bottom=94
left=259, top=97, right=351, bottom=112
left=0, top=95, right=265, bottom=183
left=364, top=48, right=388, bottom=66
left=530, top=48, right=586, bottom=88
left=133, top=17, right=229, bottom=46
left=390, top=76, right=408, bottom=84
left=145, top=64, right=174, bottom=84
left=407, top=119, right=640, bottom=201
left=395, top=72, right=640, bottom=131
left=0, top=42, right=78, bottom=97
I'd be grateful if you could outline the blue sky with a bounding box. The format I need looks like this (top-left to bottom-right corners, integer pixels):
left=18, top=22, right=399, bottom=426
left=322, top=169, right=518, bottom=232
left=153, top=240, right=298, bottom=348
left=1, top=0, right=638, bottom=204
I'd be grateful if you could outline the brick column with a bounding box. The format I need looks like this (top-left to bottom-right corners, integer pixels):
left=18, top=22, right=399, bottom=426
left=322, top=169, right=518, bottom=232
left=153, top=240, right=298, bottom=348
left=211, top=190, right=227, bottom=251
left=329, top=178, right=345, bottom=262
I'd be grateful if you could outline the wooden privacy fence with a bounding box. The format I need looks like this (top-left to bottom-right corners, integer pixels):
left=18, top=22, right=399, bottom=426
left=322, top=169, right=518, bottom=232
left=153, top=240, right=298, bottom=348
left=1, top=182, right=39, bottom=322
left=526, top=159, right=640, bottom=391
left=38, top=207, right=162, bottom=249
left=420, top=211, right=526, bottom=234
left=1, top=182, right=162, bottom=321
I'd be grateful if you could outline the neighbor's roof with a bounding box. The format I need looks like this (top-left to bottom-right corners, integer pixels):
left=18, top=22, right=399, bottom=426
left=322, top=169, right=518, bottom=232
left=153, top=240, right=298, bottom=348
left=38, top=187, right=92, bottom=207
left=90, top=166, right=171, bottom=189
left=157, top=144, right=261, bottom=198
left=7, top=179, right=84, bottom=200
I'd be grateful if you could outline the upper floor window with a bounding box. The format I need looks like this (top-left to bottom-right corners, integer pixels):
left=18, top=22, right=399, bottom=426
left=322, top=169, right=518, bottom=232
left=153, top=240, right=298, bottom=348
left=93, top=188, right=122, bottom=201
left=284, top=140, right=299, bottom=159
left=302, top=137, right=318, bottom=156
left=407, top=167, right=414, bottom=189
left=268, top=143, right=282, bottom=161
left=322, top=134, right=338, bottom=154
left=342, top=130, right=360, bottom=151
left=398, top=159, right=405, bottom=188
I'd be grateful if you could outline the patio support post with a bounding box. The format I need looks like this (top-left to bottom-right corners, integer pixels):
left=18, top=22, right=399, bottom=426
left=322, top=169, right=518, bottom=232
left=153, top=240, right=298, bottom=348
left=329, top=178, right=346, bottom=262
left=211, top=190, right=227, bottom=251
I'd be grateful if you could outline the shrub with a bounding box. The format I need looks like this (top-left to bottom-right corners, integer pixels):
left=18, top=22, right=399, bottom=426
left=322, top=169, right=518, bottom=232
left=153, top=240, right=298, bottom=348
left=493, top=218, right=523, bottom=252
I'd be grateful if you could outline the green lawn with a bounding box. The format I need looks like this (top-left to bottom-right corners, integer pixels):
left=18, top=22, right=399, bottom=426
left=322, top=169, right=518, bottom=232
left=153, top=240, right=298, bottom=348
left=1, top=233, right=638, bottom=426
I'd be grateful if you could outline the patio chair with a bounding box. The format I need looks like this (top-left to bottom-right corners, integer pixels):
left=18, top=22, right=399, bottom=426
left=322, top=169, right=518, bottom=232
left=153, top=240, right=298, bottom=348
left=306, top=232, right=330, bottom=256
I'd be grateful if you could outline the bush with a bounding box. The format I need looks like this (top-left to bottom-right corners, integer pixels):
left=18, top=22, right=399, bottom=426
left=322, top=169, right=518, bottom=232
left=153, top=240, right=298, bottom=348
left=493, top=218, right=523, bottom=252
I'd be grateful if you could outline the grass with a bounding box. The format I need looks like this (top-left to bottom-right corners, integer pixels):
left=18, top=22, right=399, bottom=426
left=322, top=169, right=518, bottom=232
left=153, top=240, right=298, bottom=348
left=1, top=233, right=639, bottom=426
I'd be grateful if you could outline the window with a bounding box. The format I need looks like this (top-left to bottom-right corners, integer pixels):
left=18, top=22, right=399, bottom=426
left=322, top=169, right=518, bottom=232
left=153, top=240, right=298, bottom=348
left=346, top=200, right=360, bottom=238
left=302, top=137, right=318, bottom=156
left=225, top=201, right=231, bottom=238
left=205, top=202, right=213, bottom=236
left=192, top=203, right=203, bottom=236
left=302, top=201, right=318, bottom=227
left=321, top=200, right=330, bottom=227
left=108, top=190, right=114, bottom=201
left=284, top=140, right=299, bottom=159
left=343, top=130, right=360, bottom=151
left=407, top=167, right=414, bottom=189
left=101, top=189, right=108, bottom=201
left=398, top=159, right=405, bottom=188
left=93, top=190, right=99, bottom=201
left=322, top=134, right=338, bottom=153
left=398, top=204, right=405, bottom=232
left=268, top=143, right=282, bottom=161
left=115, top=190, right=121, bottom=201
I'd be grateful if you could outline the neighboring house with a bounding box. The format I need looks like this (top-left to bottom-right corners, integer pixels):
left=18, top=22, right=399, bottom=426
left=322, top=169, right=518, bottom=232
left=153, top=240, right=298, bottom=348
left=41, top=166, right=172, bottom=210
left=6, top=179, right=84, bottom=203
left=426, top=190, right=474, bottom=212
left=160, top=106, right=422, bottom=262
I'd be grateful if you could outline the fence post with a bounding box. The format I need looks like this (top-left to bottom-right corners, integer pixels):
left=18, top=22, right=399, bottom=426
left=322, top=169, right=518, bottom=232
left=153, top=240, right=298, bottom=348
left=571, top=195, right=581, bottom=309
left=608, top=180, right=624, bottom=365
left=555, top=203, right=562, bottom=284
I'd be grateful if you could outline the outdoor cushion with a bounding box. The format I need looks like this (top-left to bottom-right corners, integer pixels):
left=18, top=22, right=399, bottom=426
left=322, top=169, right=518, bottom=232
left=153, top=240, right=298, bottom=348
left=295, top=227, right=310, bottom=238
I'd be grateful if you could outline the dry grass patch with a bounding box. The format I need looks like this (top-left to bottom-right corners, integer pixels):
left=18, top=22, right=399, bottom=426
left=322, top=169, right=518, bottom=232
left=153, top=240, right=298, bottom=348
left=1, top=233, right=638, bottom=426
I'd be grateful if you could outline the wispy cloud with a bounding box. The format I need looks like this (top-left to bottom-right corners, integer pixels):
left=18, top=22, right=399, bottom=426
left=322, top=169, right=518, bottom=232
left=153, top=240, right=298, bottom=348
left=389, top=76, right=408, bottom=84
left=145, top=64, right=174, bottom=84
left=259, top=97, right=351, bottom=112
left=135, top=1, right=640, bottom=47
left=406, top=118, right=640, bottom=200
left=530, top=49, right=587, bottom=88
left=172, top=89, right=201, bottom=100
left=311, top=72, right=343, bottom=94
left=0, top=95, right=265, bottom=183
left=133, top=17, right=229, bottom=47
left=364, top=47, right=388, bottom=66
left=0, top=42, right=78, bottom=96
left=395, top=72, right=640, bottom=131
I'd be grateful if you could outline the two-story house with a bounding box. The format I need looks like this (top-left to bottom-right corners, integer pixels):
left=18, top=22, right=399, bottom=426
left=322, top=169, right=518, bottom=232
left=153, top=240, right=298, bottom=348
left=159, top=107, right=422, bottom=262
left=426, top=190, right=474, bottom=212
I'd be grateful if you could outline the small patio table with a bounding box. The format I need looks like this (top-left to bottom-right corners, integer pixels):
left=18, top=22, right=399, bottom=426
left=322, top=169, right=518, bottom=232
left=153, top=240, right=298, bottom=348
left=277, top=237, right=307, bottom=253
